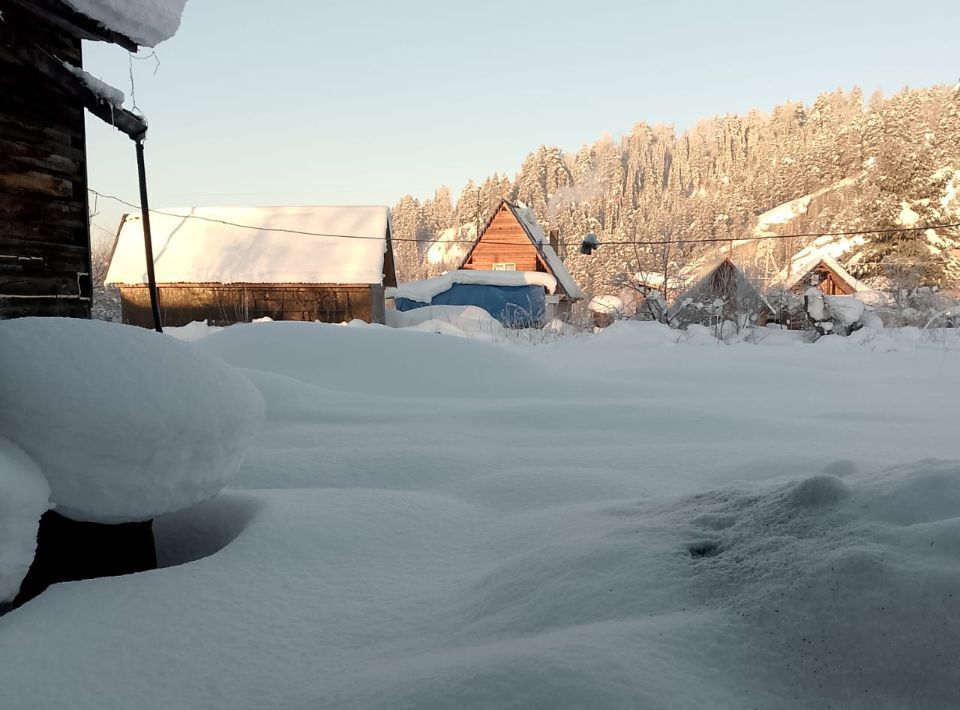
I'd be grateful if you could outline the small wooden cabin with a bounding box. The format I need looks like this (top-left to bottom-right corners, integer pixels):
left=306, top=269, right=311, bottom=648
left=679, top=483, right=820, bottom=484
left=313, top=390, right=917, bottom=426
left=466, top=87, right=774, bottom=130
left=0, top=0, right=150, bottom=319
left=668, top=258, right=773, bottom=328
left=460, top=200, right=585, bottom=317
left=783, top=254, right=863, bottom=296
left=106, top=206, right=397, bottom=327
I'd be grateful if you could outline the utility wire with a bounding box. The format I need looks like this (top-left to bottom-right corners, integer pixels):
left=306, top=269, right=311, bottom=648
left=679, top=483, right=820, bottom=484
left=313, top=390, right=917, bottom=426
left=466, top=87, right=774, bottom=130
left=87, top=189, right=960, bottom=248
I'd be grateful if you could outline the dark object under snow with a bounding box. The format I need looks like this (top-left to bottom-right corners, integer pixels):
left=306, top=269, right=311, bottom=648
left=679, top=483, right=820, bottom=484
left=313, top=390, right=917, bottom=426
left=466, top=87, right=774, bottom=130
left=12, top=511, right=157, bottom=608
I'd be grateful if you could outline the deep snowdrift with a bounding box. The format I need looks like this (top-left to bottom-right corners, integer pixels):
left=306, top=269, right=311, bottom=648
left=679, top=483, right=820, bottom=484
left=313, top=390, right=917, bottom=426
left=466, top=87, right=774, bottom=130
left=0, top=318, right=264, bottom=523
left=1, top=320, right=958, bottom=709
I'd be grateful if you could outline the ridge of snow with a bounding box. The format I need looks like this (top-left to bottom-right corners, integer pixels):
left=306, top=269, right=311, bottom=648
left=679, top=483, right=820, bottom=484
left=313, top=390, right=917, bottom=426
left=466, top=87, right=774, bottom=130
left=61, top=61, right=125, bottom=106
left=588, top=295, right=624, bottom=313
left=0, top=318, right=264, bottom=524
left=62, top=0, right=188, bottom=47
left=388, top=269, right=558, bottom=304
left=0, top=436, right=50, bottom=603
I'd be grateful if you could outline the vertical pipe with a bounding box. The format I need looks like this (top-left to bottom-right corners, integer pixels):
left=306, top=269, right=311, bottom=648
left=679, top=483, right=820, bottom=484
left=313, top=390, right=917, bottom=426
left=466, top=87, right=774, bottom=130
left=135, top=140, right=162, bottom=333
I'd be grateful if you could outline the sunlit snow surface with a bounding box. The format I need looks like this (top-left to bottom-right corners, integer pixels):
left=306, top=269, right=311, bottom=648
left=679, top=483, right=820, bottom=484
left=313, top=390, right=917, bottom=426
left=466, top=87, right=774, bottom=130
left=2, top=320, right=959, bottom=709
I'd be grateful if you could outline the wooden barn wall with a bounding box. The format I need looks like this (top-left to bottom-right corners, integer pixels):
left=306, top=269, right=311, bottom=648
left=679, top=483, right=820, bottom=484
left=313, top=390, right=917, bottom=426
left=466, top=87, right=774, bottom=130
left=0, top=7, right=92, bottom=319
left=119, top=284, right=381, bottom=328
left=463, top=207, right=545, bottom=273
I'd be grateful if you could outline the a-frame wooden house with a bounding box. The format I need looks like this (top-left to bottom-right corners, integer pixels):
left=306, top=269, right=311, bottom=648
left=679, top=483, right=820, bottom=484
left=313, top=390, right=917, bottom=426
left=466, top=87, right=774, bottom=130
left=460, top=200, right=584, bottom=317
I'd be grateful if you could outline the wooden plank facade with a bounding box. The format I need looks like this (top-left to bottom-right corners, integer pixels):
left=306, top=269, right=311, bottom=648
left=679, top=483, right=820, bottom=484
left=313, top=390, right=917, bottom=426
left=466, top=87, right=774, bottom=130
left=462, top=204, right=547, bottom=273
left=0, top=3, right=92, bottom=319
left=118, top=283, right=388, bottom=328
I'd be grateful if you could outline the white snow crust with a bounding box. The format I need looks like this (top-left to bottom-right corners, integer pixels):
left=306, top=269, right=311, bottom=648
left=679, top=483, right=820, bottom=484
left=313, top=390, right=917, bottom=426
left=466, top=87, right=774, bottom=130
left=1, top=320, right=959, bottom=708
left=61, top=62, right=125, bottom=106
left=587, top=294, right=624, bottom=313
left=389, top=269, right=558, bottom=303
left=0, top=318, right=264, bottom=523
left=0, top=437, right=50, bottom=603
left=106, top=206, right=390, bottom=286
left=62, top=0, right=188, bottom=47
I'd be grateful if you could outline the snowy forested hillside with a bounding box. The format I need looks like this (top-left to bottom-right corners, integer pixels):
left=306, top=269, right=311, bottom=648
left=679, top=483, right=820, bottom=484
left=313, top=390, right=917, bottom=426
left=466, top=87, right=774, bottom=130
left=393, top=85, right=960, bottom=294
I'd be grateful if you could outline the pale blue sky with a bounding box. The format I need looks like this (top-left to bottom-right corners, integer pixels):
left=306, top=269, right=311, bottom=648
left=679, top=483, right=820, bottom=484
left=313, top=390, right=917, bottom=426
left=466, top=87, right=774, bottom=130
left=84, top=0, right=959, bottom=239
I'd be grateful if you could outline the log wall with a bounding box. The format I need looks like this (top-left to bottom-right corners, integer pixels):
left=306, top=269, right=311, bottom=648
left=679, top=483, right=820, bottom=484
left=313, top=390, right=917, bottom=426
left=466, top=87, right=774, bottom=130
left=0, top=5, right=92, bottom=319
left=119, top=283, right=384, bottom=328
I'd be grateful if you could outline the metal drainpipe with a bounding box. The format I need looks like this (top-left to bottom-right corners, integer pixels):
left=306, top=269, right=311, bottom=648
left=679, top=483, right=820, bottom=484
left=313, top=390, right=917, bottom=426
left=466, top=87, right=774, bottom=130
left=135, top=138, right=162, bottom=333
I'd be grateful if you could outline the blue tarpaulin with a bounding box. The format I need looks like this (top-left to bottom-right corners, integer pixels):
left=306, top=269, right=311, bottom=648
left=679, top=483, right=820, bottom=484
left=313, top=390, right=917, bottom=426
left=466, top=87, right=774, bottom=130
left=394, top=283, right=546, bottom=326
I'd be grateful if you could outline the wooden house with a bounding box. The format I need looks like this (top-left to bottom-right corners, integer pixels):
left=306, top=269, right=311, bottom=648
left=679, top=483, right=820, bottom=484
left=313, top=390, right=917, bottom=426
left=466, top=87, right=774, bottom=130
left=668, top=257, right=773, bottom=328
left=781, top=254, right=865, bottom=296
left=460, top=200, right=585, bottom=318
left=106, top=206, right=397, bottom=327
left=0, top=0, right=156, bottom=320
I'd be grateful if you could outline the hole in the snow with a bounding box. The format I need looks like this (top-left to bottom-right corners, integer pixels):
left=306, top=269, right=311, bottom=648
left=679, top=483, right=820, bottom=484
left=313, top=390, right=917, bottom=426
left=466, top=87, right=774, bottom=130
left=688, top=541, right=721, bottom=559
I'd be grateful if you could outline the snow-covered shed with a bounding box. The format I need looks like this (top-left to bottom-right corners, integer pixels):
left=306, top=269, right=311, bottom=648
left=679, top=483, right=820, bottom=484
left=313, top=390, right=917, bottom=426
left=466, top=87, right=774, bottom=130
left=106, top=206, right=398, bottom=327
left=460, top=200, right=585, bottom=319
left=668, top=258, right=773, bottom=329
left=0, top=0, right=179, bottom=318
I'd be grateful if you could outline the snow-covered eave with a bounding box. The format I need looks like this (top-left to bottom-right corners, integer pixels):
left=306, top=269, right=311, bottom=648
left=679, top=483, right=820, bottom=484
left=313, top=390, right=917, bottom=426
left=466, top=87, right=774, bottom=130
left=6, top=0, right=140, bottom=51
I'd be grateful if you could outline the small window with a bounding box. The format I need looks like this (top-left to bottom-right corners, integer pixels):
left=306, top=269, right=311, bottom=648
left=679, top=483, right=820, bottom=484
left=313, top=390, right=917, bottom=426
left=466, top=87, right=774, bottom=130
left=492, top=262, right=516, bottom=271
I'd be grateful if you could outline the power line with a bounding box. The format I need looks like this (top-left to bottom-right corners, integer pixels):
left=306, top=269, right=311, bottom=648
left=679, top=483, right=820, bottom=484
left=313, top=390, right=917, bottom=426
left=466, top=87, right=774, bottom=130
left=87, top=188, right=960, bottom=249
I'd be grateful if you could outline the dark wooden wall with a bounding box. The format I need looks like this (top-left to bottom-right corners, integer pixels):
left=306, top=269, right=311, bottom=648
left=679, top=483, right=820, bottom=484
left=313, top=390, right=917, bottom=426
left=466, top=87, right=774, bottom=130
left=119, top=284, right=384, bottom=328
left=0, top=5, right=92, bottom=319
left=463, top=205, right=546, bottom=273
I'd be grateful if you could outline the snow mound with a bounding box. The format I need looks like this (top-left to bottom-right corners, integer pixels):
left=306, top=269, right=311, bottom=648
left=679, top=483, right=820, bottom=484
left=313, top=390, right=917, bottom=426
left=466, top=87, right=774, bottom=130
left=63, top=0, right=188, bottom=47
left=196, top=320, right=554, bottom=399
left=681, top=461, right=960, bottom=708
left=587, top=295, right=624, bottom=314
left=0, top=318, right=264, bottom=523
left=387, top=305, right=505, bottom=339
left=0, top=437, right=50, bottom=603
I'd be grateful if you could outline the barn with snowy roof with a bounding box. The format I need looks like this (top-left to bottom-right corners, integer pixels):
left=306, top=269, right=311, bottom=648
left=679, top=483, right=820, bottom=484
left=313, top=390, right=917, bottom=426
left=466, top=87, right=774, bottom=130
left=106, top=206, right=398, bottom=327
left=668, top=257, right=773, bottom=329
left=0, top=0, right=185, bottom=320
left=459, top=199, right=585, bottom=319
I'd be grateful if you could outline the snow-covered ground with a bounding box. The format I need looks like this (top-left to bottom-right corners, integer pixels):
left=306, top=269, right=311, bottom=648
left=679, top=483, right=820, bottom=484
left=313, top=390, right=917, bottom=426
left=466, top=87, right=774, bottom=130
left=2, top=320, right=960, bottom=709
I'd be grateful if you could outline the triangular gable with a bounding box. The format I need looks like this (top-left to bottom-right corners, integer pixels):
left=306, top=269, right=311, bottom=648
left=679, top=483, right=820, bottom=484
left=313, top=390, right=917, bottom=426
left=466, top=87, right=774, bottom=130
left=782, top=255, right=863, bottom=294
left=460, top=199, right=584, bottom=300
left=668, top=258, right=773, bottom=320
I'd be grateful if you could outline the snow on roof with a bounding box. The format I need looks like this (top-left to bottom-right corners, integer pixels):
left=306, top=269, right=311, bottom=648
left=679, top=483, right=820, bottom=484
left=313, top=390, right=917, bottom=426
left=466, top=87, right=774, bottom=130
left=106, top=205, right=391, bottom=286
left=388, top=270, right=558, bottom=304
left=61, top=0, right=188, bottom=47
left=780, top=252, right=871, bottom=292
left=61, top=61, right=124, bottom=106
left=540, top=243, right=585, bottom=300
left=667, top=257, right=774, bottom=319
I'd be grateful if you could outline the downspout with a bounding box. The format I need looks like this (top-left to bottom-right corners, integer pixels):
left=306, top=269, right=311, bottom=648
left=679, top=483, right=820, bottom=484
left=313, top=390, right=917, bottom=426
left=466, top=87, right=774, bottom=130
left=134, top=138, right=162, bottom=333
